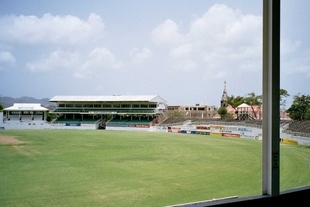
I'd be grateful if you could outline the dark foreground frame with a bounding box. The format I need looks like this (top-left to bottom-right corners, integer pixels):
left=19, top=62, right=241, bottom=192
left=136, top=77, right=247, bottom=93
left=172, top=186, right=310, bottom=207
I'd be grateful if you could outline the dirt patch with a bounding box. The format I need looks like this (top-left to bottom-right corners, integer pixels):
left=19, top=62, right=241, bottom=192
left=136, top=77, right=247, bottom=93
left=0, top=135, right=38, bottom=158
left=0, top=135, right=25, bottom=145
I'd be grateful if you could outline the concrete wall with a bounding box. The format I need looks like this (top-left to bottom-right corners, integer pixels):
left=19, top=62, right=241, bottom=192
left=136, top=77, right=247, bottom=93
left=160, top=123, right=310, bottom=146
left=3, top=120, right=49, bottom=130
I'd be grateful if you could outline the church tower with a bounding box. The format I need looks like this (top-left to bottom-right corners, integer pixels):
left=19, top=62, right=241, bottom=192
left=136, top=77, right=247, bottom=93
left=220, top=81, right=228, bottom=108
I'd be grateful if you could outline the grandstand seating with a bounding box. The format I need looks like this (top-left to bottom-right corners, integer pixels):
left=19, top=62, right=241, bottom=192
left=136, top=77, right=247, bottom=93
left=106, top=117, right=152, bottom=127
left=158, top=118, right=310, bottom=137
left=106, top=119, right=129, bottom=127
left=6, top=115, right=45, bottom=122
left=52, top=108, right=156, bottom=114
left=284, top=120, right=310, bottom=137
left=53, top=118, right=101, bottom=125
left=80, top=119, right=100, bottom=124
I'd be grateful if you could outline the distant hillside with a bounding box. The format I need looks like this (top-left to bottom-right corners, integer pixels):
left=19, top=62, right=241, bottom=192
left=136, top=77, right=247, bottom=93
left=0, top=96, right=55, bottom=108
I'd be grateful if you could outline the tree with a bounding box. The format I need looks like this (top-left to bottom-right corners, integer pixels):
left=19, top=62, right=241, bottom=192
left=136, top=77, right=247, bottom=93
left=217, top=107, right=234, bottom=120
left=226, top=95, right=244, bottom=110
left=217, top=107, right=227, bottom=119
left=227, top=89, right=288, bottom=119
left=0, top=103, right=3, bottom=111
left=286, top=93, right=310, bottom=120
left=280, top=89, right=290, bottom=109
left=46, top=112, right=57, bottom=122
left=305, top=108, right=310, bottom=120
left=243, top=92, right=262, bottom=119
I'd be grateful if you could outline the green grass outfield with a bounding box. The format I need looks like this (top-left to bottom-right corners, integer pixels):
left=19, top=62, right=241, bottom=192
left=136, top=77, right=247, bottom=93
left=0, top=130, right=310, bottom=207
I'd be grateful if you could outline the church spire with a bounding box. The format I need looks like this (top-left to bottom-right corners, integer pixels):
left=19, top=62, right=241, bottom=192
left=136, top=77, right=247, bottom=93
left=220, top=81, right=228, bottom=108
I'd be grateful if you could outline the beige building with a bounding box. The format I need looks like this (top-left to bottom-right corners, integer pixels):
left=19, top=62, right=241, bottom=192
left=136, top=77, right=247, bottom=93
left=167, top=104, right=218, bottom=119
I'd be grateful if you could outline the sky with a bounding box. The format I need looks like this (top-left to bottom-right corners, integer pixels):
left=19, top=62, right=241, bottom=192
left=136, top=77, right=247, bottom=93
left=0, top=0, right=309, bottom=108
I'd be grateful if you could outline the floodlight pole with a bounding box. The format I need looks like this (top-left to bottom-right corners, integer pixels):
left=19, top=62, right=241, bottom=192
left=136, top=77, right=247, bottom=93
left=262, top=0, right=280, bottom=196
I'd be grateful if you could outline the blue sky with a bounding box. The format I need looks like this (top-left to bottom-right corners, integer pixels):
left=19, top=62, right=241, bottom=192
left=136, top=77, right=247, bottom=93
left=0, top=0, right=309, bottom=108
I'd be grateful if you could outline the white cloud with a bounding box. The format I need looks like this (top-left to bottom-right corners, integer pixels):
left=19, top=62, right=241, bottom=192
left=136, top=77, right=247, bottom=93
left=130, top=48, right=152, bottom=64
left=76, top=48, right=122, bottom=79
left=281, top=48, right=310, bottom=77
left=26, top=50, right=79, bottom=72
left=26, top=47, right=122, bottom=79
left=203, top=69, right=227, bottom=80
left=170, top=44, right=193, bottom=58
left=281, top=38, right=301, bottom=54
left=281, top=39, right=310, bottom=77
left=169, top=44, right=196, bottom=71
left=0, top=13, right=105, bottom=47
left=151, top=19, right=185, bottom=46
left=81, top=47, right=122, bottom=70
left=169, top=58, right=197, bottom=72
left=151, top=3, right=262, bottom=79
left=0, top=51, right=16, bottom=69
left=1, top=13, right=125, bottom=79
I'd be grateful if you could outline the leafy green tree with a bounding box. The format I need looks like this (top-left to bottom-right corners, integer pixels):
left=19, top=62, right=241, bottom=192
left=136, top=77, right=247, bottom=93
left=286, top=93, right=310, bottom=120
left=280, top=89, right=290, bottom=109
left=46, top=112, right=57, bottom=122
left=226, top=95, right=244, bottom=120
left=227, top=95, right=244, bottom=110
left=305, top=108, right=310, bottom=120
left=244, top=92, right=262, bottom=119
left=244, top=92, right=262, bottom=105
left=227, top=89, right=288, bottom=119
left=217, top=107, right=227, bottom=119
left=227, top=93, right=262, bottom=120
left=0, top=103, right=3, bottom=111
left=217, top=107, right=234, bottom=120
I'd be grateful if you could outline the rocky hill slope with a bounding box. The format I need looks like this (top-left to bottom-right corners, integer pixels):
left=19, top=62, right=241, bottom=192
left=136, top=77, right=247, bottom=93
left=0, top=96, right=55, bottom=108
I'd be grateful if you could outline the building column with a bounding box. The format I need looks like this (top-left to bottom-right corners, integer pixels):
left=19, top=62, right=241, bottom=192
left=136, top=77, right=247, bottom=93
left=262, top=0, right=280, bottom=196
